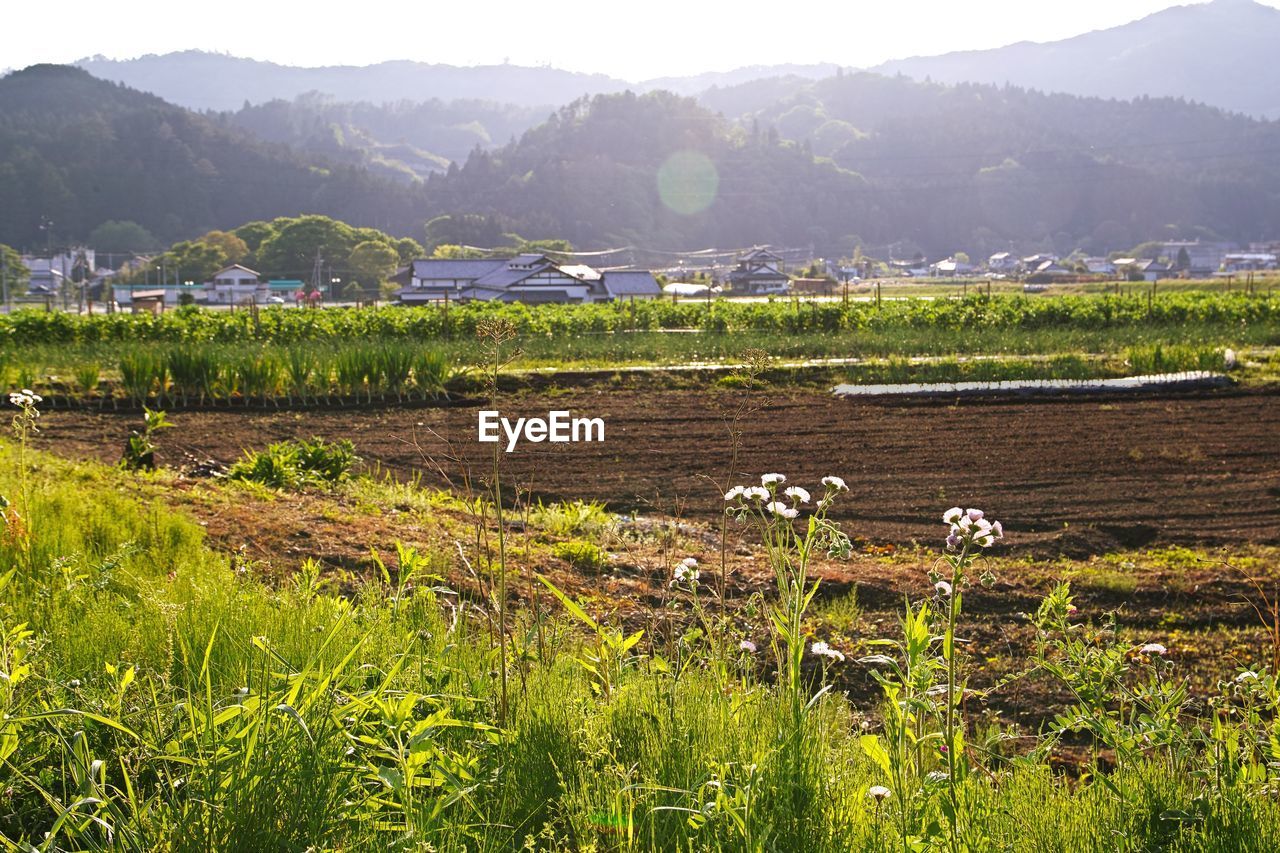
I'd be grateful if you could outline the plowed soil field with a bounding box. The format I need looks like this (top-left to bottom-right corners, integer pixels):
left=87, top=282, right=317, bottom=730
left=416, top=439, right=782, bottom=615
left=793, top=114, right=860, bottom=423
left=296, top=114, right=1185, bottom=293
left=34, top=387, right=1280, bottom=554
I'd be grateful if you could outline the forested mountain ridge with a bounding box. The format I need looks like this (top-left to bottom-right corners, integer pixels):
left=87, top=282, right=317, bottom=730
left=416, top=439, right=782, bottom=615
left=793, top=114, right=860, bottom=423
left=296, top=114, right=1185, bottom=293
left=0, top=66, right=431, bottom=249
left=223, top=95, right=547, bottom=183
left=423, top=78, right=1280, bottom=257
left=5, top=64, right=1280, bottom=259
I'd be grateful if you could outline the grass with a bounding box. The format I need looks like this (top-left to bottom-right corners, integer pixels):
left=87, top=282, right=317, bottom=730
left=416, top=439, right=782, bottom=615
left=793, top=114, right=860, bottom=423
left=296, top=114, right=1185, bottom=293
left=4, top=428, right=1280, bottom=847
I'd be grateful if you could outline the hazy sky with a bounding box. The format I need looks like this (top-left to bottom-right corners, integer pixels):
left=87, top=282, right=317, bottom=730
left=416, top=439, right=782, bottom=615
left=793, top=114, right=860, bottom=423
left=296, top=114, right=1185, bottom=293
left=6, top=0, right=1277, bottom=79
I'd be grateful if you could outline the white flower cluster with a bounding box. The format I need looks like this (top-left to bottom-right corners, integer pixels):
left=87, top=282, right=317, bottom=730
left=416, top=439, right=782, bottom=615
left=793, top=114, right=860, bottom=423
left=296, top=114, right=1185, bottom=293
left=9, top=389, right=42, bottom=411
left=810, top=640, right=845, bottom=662
left=725, top=473, right=848, bottom=519
left=672, top=557, right=699, bottom=586
left=943, top=507, right=1002, bottom=550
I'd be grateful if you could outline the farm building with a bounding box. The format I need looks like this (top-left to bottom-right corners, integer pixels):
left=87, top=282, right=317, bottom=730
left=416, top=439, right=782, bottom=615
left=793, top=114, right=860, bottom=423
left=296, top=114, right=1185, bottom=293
left=1222, top=253, right=1277, bottom=272
left=397, top=255, right=657, bottom=305
left=727, top=248, right=790, bottom=294
left=930, top=257, right=975, bottom=277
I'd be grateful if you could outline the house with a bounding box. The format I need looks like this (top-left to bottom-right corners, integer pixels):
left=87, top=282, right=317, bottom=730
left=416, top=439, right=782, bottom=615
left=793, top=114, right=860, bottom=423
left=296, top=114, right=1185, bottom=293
left=1084, top=257, right=1116, bottom=275
left=1162, top=241, right=1232, bottom=276
left=205, top=264, right=264, bottom=304
left=930, top=257, right=975, bottom=277
left=1031, top=260, right=1074, bottom=278
left=1221, top=253, right=1277, bottom=272
left=987, top=252, right=1017, bottom=273
left=129, top=289, right=167, bottom=315
left=1114, top=259, right=1170, bottom=282
left=600, top=270, right=662, bottom=300
left=397, top=254, right=622, bottom=305
left=888, top=258, right=929, bottom=278
left=728, top=248, right=790, bottom=294
left=1020, top=253, right=1057, bottom=271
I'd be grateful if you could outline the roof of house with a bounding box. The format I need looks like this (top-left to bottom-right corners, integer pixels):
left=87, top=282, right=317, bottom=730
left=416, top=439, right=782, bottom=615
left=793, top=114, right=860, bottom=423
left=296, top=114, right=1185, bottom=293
left=740, top=247, right=782, bottom=262
left=559, top=264, right=603, bottom=282
left=989, top=252, right=1012, bottom=260
left=603, top=270, right=661, bottom=297
left=409, top=259, right=507, bottom=281
left=212, top=264, right=260, bottom=278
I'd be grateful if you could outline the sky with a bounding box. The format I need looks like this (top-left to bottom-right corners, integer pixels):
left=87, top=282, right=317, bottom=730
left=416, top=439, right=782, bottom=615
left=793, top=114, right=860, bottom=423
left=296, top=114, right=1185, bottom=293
left=5, top=0, right=1278, bottom=80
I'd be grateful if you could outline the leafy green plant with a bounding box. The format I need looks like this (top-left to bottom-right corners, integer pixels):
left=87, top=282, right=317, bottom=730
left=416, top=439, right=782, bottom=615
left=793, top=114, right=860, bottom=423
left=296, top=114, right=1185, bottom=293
left=120, top=407, right=173, bottom=471
left=227, top=437, right=358, bottom=489
left=552, top=539, right=608, bottom=572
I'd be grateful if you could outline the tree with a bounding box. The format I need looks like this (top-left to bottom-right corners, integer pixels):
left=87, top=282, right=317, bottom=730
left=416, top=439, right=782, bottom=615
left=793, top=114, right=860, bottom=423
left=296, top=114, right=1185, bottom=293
left=0, top=244, right=30, bottom=295
left=256, top=215, right=361, bottom=280
left=88, top=220, right=158, bottom=254
left=392, top=237, right=424, bottom=264
left=1175, top=246, right=1191, bottom=271
left=348, top=240, right=401, bottom=293
left=233, top=220, right=277, bottom=254
left=431, top=244, right=489, bottom=259
left=198, top=230, right=249, bottom=265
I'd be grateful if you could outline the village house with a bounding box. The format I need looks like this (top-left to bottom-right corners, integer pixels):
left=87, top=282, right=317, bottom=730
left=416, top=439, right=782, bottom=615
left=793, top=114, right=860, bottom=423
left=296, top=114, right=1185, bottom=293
left=1162, top=240, right=1233, bottom=276
left=987, top=252, right=1018, bottom=273
left=1221, top=252, right=1278, bottom=272
left=1084, top=257, right=1116, bottom=275
left=397, top=254, right=659, bottom=305
left=205, top=264, right=265, bottom=304
left=1113, top=258, right=1172, bottom=282
left=930, top=257, right=975, bottom=277
left=888, top=258, right=929, bottom=278
left=727, top=248, right=790, bottom=294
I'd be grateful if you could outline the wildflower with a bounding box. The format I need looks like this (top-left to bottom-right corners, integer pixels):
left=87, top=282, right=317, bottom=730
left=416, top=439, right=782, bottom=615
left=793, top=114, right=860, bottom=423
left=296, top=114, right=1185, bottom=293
left=1138, top=642, right=1167, bottom=656
left=744, top=486, right=770, bottom=501
left=766, top=501, right=798, bottom=519
left=783, top=486, right=810, bottom=504
left=811, top=641, right=845, bottom=662
left=1066, top=604, right=1079, bottom=615
left=724, top=485, right=745, bottom=501
left=68, top=679, right=81, bottom=689
left=761, top=473, right=786, bottom=486
left=867, top=785, right=891, bottom=803
left=673, top=558, right=700, bottom=584
left=233, top=686, right=250, bottom=697
left=739, top=640, right=757, bottom=653
left=945, top=507, right=1002, bottom=550
left=935, top=580, right=953, bottom=596
left=822, top=476, right=848, bottom=491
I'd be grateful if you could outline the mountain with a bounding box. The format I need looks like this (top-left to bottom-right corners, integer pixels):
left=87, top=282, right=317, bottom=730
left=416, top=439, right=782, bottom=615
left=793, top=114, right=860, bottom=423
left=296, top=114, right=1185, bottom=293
left=224, top=95, right=547, bottom=182
left=0, top=66, right=430, bottom=248
left=701, top=71, right=1280, bottom=256
left=419, top=78, right=1280, bottom=258
left=873, top=0, right=1280, bottom=119
left=641, top=64, right=841, bottom=96
left=75, top=51, right=630, bottom=112
left=420, top=90, right=878, bottom=252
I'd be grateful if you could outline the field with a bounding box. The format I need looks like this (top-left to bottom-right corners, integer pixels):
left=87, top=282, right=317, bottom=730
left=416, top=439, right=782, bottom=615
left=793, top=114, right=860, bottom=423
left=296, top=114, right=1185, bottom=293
left=2, top=292, right=1280, bottom=850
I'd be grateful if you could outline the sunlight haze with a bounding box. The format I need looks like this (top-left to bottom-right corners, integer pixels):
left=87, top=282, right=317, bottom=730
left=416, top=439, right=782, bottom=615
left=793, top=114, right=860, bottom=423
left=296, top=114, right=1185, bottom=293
left=7, top=0, right=1274, bottom=79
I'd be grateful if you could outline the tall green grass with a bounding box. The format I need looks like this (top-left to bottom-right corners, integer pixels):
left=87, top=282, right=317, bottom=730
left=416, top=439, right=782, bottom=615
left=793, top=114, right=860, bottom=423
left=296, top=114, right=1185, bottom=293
left=1, top=445, right=1279, bottom=849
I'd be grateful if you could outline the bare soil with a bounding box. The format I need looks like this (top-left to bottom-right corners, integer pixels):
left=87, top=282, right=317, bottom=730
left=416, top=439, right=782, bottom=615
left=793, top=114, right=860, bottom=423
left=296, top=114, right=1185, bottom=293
left=35, top=387, right=1280, bottom=555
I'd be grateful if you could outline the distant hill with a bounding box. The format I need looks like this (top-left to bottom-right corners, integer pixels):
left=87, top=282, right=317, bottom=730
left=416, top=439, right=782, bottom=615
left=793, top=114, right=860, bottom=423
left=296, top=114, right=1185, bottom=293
left=225, top=95, right=547, bottom=182
left=641, top=64, right=841, bottom=96
left=75, top=52, right=630, bottom=112
left=873, top=0, right=1280, bottom=119
left=0, top=66, right=430, bottom=248
left=698, top=71, right=1280, bottom=255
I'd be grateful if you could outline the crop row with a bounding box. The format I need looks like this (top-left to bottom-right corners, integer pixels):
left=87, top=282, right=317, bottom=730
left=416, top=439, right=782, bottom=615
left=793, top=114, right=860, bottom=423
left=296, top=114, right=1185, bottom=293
left=0, top=291, right=1276, bottom=345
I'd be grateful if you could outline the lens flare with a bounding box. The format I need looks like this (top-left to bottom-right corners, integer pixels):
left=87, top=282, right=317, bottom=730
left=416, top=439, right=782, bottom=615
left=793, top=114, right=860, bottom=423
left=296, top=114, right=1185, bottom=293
left=656, top=150, right=719, bottom=215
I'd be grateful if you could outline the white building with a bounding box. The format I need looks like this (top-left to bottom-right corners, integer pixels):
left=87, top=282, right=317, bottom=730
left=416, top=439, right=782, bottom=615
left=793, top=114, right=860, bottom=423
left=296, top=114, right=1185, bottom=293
left=205, top=264, right=264, bottom=304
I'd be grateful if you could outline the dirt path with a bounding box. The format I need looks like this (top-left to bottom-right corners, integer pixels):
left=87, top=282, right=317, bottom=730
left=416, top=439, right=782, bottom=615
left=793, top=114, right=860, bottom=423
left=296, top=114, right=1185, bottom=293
left=34, top=387, right=1280, bottom=552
